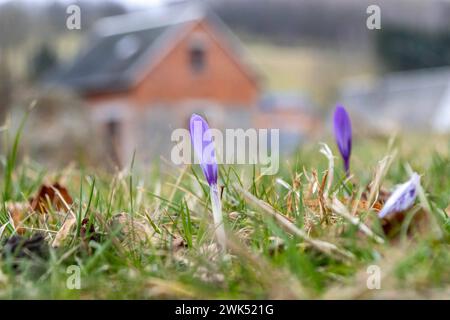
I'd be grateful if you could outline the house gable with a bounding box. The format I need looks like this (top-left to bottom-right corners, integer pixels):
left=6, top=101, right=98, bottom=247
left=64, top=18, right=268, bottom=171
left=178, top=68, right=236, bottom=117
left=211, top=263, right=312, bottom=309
left=130, top=19, right=260, bottom=108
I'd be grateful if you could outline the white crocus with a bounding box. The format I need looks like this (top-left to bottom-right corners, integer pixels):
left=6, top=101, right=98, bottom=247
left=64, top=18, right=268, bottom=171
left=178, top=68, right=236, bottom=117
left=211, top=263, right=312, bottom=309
left=378, top=173, right=421, bottom=219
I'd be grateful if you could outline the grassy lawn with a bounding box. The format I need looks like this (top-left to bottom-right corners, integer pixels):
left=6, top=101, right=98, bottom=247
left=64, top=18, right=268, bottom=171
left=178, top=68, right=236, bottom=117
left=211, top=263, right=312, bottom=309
left=245, top=42, right=377, bottom=107
left=0, top=113, right=448, bottom=299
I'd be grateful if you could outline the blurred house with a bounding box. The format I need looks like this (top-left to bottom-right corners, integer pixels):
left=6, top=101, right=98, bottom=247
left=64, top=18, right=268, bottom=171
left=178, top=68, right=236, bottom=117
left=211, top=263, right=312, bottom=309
left=53, top=3, right=260, bottom=166
left=340, top=66, right=450, bottom=134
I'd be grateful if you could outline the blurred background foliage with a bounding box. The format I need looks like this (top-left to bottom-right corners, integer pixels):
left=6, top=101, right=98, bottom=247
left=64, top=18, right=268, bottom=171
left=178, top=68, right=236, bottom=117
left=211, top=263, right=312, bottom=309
left=376, top=27, right=450, bottom=71
left=0, top=0, right=450, bottom=166
left=1, top=0, right=449, bottom=85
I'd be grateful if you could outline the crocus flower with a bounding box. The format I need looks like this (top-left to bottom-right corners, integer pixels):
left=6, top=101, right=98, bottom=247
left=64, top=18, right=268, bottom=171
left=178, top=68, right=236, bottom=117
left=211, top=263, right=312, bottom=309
left=189, top=114, right=218, bottom=186
left=378, top=173, right=420, bottom=219
left=189, top=114, right=226, bottom=250
left=333, top=105, right=352, bottom=175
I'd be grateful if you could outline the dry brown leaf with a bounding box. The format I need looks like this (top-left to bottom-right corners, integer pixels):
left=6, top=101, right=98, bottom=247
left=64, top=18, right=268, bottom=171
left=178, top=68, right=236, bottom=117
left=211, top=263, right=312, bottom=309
left=330, top=197, right=385, bottom=244
left=29, top=182, right=73, bottom=214
left=381, top=208, right=430, bottom=239
left=343, top=198, right=383, bottom=212
left=110, top=212, right=158, bottom=247
left=305, top=196, right=383, bottom=216
left=52, top=217, right=76, bottom=248
left=7, top=202, right=31, bottom=235
left=304, top=198, right=321, bottom=211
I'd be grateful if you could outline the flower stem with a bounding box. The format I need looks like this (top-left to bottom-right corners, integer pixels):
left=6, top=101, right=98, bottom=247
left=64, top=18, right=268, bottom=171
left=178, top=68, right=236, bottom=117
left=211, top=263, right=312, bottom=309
left=210, top=184, right=226, bottom=251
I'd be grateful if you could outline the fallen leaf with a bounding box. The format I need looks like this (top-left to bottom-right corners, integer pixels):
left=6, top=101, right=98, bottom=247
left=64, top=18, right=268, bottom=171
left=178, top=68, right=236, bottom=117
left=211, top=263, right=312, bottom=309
left=109, top=212, right=158, bottom=247
left=381, top=208, right=430, bottom=239
left=29, top=183, right=73, bottom=214
left=52, top=217, right=76, bottom=248
left=7, top=202, right=31, bottom=235
left=343, top=198, right=383, bottom=212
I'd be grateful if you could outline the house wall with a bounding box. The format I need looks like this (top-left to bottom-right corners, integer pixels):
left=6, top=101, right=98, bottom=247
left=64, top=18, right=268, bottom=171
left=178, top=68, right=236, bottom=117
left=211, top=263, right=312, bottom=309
left=86, top=101, right=255, bottom=168
left=85, top=19, right=260, bottom=167
left=132, top=20, right=259, bottom=107
left=86, top=20, right=259, bottom=108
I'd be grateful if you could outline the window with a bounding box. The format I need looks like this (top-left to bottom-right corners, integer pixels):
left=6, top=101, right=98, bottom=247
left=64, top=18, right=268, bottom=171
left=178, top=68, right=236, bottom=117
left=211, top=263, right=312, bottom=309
left=189, top=36, right=206, bottom=74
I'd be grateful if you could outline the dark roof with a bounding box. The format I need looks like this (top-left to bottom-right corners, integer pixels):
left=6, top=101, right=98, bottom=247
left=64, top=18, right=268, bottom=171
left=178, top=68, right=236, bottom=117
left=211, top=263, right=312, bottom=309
left=52, top=2, right=259, bottom=95
left=61, top=26, right=170, bottom=92
left=52, top=3, right=204, bottom=94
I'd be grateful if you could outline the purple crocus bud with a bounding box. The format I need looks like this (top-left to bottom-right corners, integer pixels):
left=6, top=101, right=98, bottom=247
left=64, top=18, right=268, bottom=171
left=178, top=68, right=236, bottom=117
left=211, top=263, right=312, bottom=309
left=378, top=173, right=421, bottom=219
left=189, top=113, right=226, bottom=250
left=189, top=114, right=218, bottom=186
left=333, top=105, right=352, bottom=175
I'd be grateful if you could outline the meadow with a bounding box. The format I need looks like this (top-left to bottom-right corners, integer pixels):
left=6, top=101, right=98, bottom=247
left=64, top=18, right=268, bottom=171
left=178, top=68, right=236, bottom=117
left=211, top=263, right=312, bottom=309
left=0, top=110, right=448, bottom=299
left=246, top=41, right=376, bottom=107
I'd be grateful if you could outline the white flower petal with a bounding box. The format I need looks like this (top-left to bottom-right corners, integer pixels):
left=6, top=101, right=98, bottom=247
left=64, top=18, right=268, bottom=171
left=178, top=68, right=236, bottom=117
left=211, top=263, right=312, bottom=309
left=378, top=173, right=420, bottom=219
